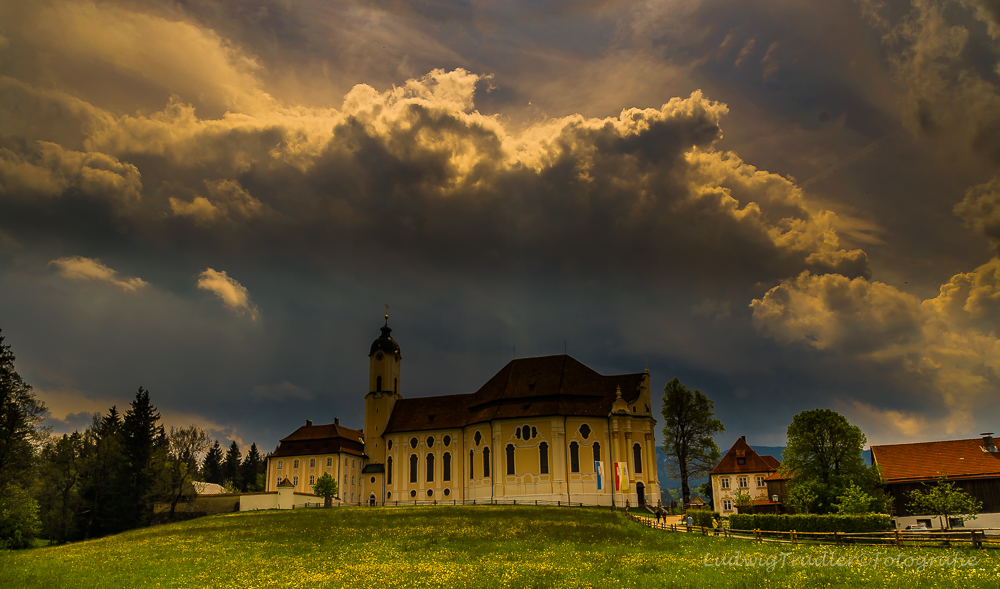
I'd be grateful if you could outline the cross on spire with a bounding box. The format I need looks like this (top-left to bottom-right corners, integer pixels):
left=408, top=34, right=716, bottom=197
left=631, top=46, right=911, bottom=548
left=384, top=302, right=390, bottom=323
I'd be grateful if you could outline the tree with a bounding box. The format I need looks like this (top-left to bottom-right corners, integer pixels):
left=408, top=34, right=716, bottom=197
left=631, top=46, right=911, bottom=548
left=312, top=473, right=339, bottom=507
left=907, top=476, right=983, bottom=529
left=241, top=443, right=264, bottom=492
left=36, top=432, right=84, bottom=544
left=165, top=426, right=209, bottom=520
left=660, top=378, right=725, bottom=507
left=202, top=441, right=224, bottom=485
left=835, top=482, right=875, bottom=515
left=119, top=387, right=166, bottom=529
left=697, top=481, right=714, bottom=509
left=222, top=440, right=242, bottom=491
left=732, top=487, right=754, bottom=513
left=781, top=409, right=879, bottom=514
left=0, top=329, right=47, bottom=549
left=78, top=407, right=124, bottom=539
left=787, top=480, right=820, bottom=514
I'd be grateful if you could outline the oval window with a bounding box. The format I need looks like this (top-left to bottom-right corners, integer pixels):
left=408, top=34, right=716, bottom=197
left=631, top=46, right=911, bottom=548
left=370, top=476, right=376, bottom=484
left=474, top=431, right=482, bottom=446
left=410, top=437, right=418, bottom=449
left=444, top=488, right=451, bottom=496
left=387, top=492, right=392, bottom=499
left=443, top=435, right=451, bottom=446
left=580, top=424, right=591, bottom=439
left=516, top=428, right=521, bottom=439
left=388, top=440, right=393, bottom=450
left=410, top=490, right=416, bottom=498
left=427, top=489, right=433, bottom=497
left=427, top=436, right=435, bottom=447
left=521, top=425, right=530, bottom=440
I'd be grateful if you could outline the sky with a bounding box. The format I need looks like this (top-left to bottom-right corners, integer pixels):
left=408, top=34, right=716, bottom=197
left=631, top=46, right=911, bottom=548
left=3, top=0, right=1000, bottom=457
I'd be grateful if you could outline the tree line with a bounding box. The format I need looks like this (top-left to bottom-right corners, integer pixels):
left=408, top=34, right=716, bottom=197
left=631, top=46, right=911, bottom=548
left=0, top=329, right=268, bottom=548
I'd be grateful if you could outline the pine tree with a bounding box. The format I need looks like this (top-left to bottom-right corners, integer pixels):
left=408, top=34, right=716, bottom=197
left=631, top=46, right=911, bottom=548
left=202, top=440, right=224, bottom=485
left=78, top=407, right=124, bottom=538
left=241, top=443, right=264, bottom=492
left=222, top=441, right=243, bottom=492
left=0, top=329, right=46, bottom=549
left=119, top=387, right=165, bottom=529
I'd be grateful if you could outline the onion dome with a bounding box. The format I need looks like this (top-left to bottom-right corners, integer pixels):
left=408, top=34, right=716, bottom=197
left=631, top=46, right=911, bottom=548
left=369, top=316, right=401, bottom=357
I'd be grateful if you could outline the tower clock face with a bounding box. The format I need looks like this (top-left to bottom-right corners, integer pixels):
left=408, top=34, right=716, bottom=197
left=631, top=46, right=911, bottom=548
left=376, top=352, right=384, bottom=360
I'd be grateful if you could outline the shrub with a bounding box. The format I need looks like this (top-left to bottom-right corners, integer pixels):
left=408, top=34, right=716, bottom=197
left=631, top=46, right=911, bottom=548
left=686, top=510, right=721, bottom=528
left=728, top=513, right=891, bottom=533
left=0, top=485, right=40, bottom=549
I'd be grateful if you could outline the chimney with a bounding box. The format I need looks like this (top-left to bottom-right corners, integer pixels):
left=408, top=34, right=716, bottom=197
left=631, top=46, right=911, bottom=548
left=982, top=433, right=997, bottom=452
left=334, top=418, right=340, bottom=425
left=741, top=435, right=746, bottom=441
left=306, top=419, right=313, bottom=426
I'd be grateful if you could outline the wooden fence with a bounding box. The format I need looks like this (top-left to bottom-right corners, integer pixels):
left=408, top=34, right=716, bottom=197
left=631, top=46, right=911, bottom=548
left=299, top=498, right=595, bottom=508
left=627, top=511, right=1000, bottom=549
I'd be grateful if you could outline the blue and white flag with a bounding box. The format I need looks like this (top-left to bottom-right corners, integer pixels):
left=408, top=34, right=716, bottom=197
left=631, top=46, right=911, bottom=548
left=596, top=461, right=604, bottom=490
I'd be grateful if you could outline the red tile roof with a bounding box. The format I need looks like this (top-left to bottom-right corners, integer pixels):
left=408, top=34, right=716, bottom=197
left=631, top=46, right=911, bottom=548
left=871, top=438, right=1000, bottom=483
left=711, top=437, right=781, bottom=475
left=384, top=355, right=646, bottom=434
left=271, top=422, right=365, bottom=458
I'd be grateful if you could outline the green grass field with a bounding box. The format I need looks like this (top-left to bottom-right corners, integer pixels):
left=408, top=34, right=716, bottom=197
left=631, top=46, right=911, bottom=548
left=2, top=506, right=998, bottom=588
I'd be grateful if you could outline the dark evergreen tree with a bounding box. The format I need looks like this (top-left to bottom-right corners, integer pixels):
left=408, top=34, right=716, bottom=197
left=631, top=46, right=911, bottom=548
left=119, top=387, right=165, bottom=529
left=202, top=440, right=224, bottom=485
left=0, top=329, right=45, bottom=549
left=78, top=407, right=124, bottom=538
left=222, top=440, right=242, bottom=491
left=241, top=443, right=265, bottom=492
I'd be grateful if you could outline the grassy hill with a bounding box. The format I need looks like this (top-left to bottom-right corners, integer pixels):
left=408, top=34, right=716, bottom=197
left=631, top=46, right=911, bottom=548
left=2, top=505, right=997, bottom=588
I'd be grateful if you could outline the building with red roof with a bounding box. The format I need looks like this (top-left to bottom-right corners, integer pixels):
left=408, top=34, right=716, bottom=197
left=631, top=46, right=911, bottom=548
left=710, top=436, right=781, bottom=515
left=871, top=435, right=1000, bottom=529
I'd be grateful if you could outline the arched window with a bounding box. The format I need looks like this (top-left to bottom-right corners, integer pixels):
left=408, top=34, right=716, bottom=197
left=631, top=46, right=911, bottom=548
left=469, top=450, right=475, bottom=479
left=633, top=443, right=643, bottom=473
left=376, top=375, right=382, bottom=391
left=474, top=431, right=482, bottom=446
left=410, top=454, right=418, bottom=483
left=539, top=442, right=549, bottom=474
left=531, top=427, right=537, bottom=438
left=426, top=454, right=435, bottom=482
left=516, top=428, right=521, bottom=440
left=593, top=442, right=601, bottom=463
left=483, top=447, right=491, bottom=478
left=570, top=441, right=580, bottom=472
left=443, top=452, right=452, bottom=481
left=387, top=456, right=393, bottom=485
left=506, top=444, right=515, bottom=475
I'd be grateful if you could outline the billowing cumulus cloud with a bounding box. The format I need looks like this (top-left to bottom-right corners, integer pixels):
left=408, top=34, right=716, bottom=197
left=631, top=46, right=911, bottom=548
left=751, top=259, right=1000, bottom=436
left=197, top=268, right=260, bottom=320
left=49, top=256, right=147, bottom=292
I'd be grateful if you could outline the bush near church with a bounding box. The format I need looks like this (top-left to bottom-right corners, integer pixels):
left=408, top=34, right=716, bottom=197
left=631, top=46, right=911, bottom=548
left=685, top=510, right=720, bottom=528
left=729, top=513, right=891, bottom=533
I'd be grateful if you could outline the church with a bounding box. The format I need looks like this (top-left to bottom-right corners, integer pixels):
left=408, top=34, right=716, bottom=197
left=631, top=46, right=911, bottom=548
left=265, top=318, right=661, bottom=508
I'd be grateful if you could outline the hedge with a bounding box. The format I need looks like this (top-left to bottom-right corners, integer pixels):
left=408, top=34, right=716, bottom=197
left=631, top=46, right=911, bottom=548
left=728, top=513, right=891, bottom=533
left=685, top=510, right=721, bottom=528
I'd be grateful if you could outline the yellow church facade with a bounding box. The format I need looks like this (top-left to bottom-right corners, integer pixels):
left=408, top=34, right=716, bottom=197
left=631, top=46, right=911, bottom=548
left=266, top=320, right=660, bottom=508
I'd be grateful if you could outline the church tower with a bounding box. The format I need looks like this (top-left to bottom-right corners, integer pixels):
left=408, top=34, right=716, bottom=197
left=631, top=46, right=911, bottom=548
left=363, top=315, right=400, bottom=466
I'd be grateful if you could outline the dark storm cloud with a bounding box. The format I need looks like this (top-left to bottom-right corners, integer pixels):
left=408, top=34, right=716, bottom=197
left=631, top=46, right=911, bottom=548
left=6, top=0, right=1000, bottom=452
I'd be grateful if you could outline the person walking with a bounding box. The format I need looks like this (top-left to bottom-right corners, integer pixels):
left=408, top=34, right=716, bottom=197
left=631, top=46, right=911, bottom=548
left=685, top=514, right=693, bottom=532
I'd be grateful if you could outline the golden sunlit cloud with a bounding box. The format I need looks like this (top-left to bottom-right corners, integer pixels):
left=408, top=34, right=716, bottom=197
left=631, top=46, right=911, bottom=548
left=49, top=256, right=147, bottom=292
left=197, top=268, right=260, bottom=320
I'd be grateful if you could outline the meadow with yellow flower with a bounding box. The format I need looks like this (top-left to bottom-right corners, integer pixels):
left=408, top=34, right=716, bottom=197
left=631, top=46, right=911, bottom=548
left=1, top=506, right=997, bottom=588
